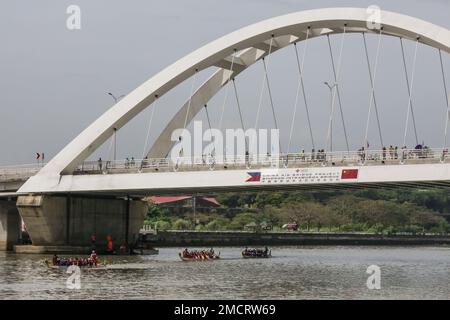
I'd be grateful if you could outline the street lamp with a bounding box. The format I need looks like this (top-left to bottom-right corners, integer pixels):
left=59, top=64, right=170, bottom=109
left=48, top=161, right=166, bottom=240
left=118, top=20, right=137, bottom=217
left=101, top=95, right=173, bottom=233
left=324, top=81, right=338, bottom=153
left=107, top=92, right=125, bottom=103
left=107, top=92, right=125, bottom=161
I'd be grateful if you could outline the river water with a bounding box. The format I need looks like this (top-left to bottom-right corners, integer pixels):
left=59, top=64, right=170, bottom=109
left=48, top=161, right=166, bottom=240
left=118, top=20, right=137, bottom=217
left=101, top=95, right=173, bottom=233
left=0, top=246, right=449, bottom=300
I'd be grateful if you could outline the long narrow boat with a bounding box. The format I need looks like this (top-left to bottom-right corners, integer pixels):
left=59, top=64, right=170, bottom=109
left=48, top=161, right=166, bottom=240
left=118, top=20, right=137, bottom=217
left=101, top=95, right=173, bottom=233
left=242, top=249, right=272, bottom=258
left=44, top=259, right=108, bottom=269
left=178, top=252, right=220, bottom=261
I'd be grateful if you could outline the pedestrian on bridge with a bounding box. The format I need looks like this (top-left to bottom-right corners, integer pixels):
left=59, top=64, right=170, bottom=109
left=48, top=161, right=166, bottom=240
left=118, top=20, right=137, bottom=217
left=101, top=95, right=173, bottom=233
left=140, top=156, right=148, bottom=170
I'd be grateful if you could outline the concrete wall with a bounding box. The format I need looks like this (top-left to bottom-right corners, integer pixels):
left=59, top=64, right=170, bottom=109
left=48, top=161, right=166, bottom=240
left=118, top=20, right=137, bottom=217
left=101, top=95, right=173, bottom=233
left=143, top=230, right=450, bottom=247
left=17, top=195, right=147, bottom=248
left=0, top=199, right=21, bottom=250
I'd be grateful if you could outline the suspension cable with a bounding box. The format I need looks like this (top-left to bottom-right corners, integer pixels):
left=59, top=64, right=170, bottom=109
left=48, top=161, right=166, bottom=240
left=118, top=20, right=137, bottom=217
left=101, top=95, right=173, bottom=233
left=232, top=78, right=248, bottom=152
left=204, top=104, right=213, bottom=132
left=218, top=50, right=237, bottom=133
left=183, top=69, right=199, bottom=131
left=262, top=58, right=279, bottom=132
left=439, top=49, right=450, bottom=149
left=326, top=26, right=350, bottom=153
left=362, top=30, right=384, bottom=150
left=179, top=68, right=199, bottom=158
left=254, top=36, right=274, bottom=130
left=439, top=50, right=449, bottom=111
left=204, top=104, right=214, bottom=158
left=142, top=95, right=158, bottom=159
left=204, top=104, right=213, bottom=156
left=400, top=38, right=419, bottom=146
left=288, top=27, right=315, bottom=153
left=106, top=128, right=115, bottom=162
left=402, top=37, right=419, bottom=148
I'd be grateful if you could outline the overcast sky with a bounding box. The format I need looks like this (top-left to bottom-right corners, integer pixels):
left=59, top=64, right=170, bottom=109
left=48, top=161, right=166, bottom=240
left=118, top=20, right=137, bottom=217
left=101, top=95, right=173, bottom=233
left=1, top=0, right=449, bottom=165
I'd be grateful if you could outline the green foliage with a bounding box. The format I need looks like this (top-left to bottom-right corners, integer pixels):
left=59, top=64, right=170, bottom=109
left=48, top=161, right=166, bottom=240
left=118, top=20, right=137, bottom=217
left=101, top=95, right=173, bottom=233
left=172, top=219, right=192, bottom=230
left=228, top=212, right=258, bottom=230
left=254, top=192, right=286, bottom=208
left=146, top=188, right=450, bottom=233
left=205, top=217, right=230, bottom=230
left=155, top=220, right=171, bottom=230
left=146, top=202, right=171, bottom=222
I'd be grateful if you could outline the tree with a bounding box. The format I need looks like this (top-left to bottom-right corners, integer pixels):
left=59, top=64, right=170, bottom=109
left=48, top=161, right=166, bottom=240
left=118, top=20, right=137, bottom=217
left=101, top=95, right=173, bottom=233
left=279, top=202, right=328, bottom=231
left=155, top=220, right=171, bottom=230
left=205, top=217, right=230, bottom=230
left=228, top=212, right=258, bottom=230
left=173, top=219, right=192, bottom=230
left=255, top=192, right=286, bottom=208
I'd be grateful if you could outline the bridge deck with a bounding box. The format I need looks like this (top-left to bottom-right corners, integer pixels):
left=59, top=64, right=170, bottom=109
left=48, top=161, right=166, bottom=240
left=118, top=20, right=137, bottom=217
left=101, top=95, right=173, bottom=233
left=72, top=148, right=446, bottom=175
left=3, top=148, right=450, bottom=195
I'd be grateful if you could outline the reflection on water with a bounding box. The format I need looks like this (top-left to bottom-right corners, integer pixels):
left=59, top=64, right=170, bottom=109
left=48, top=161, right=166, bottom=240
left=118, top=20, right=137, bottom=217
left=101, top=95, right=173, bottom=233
left=0, top=246, right=449, bottom=299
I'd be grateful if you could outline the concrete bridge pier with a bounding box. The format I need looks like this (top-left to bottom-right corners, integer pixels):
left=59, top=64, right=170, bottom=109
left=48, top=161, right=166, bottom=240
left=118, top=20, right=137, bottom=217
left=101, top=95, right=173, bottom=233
left=0, top=198, right=21, bottom=251
left=16, top=195, right=147, bottom=252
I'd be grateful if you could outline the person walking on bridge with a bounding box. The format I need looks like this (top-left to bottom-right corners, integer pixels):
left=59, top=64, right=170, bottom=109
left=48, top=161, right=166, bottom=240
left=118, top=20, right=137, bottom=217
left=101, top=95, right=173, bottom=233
left=98, top=157, right=103, bottom=171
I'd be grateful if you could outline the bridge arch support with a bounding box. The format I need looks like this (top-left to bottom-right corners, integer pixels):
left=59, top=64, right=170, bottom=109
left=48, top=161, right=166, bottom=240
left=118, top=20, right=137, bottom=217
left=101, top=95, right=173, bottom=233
left=19, top=7, right=450, bottom=194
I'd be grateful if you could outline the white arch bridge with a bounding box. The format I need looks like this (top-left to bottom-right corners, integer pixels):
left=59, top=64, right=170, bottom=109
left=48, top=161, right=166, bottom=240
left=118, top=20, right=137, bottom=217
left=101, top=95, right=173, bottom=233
left=1, top=8, right=450, bottom=249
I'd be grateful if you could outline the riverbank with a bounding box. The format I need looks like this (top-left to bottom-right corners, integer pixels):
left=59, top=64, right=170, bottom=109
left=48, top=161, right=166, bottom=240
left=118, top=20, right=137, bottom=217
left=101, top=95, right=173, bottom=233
left=10, top=231, right=450, bottom=254
left=142, top=230, right=450, bottom=247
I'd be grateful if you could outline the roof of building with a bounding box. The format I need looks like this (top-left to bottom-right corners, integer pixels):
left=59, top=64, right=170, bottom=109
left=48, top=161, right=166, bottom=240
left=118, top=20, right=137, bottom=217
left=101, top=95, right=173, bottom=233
left=147, top=196, right=190, bottom=204
left=145, top=195, right=220, bottom=207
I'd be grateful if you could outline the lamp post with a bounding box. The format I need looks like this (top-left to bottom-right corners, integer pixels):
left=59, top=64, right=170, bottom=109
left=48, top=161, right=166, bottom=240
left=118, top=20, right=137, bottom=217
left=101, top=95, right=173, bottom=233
left=107, top=92, right=125, bottom=103
left=107, top=92, right=125, bottom=161
left=324, top=82, right=338, bottom=153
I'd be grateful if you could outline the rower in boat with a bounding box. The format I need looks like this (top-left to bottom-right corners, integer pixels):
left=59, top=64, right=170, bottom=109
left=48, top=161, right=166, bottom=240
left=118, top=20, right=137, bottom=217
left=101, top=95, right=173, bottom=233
left=242, top=246, right=271, bottom=258
left=90, top=250, right=98, bottom=266
left=45, top=251, right=103, bottom=268
left=179, top=248, right=220, bottom=261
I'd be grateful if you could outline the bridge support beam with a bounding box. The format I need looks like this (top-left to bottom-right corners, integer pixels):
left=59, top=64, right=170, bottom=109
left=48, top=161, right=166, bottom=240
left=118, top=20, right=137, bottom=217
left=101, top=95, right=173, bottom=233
left=16, top=195, right=147, bottom=250
left=0, top=199, right=21, bottom=251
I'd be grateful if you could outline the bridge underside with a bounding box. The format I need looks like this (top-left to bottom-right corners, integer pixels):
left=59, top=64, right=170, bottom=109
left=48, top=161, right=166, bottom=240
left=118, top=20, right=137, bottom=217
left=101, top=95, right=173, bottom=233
left=0, top=199, right=21, bottom=250
left=16, top=195, right=147, bottom=249
left=16, top=181, right=449, bottom=198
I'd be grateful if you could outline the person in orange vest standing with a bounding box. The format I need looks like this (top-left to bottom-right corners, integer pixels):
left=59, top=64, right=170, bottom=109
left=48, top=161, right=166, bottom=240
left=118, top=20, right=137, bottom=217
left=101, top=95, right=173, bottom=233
left=106, top=234, right=114, bottom=254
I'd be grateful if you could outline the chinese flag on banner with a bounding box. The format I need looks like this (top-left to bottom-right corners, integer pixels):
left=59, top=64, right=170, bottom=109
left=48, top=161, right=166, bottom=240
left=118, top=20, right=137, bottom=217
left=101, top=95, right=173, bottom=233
left=341, top=169, right=359, bottom=179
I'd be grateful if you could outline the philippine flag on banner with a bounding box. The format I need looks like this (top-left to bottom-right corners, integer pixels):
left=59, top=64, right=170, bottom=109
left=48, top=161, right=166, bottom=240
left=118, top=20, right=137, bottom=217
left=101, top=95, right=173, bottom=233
left=341, top=169, right=359, bottom=180
left=246, top=172, right=261, bottom=182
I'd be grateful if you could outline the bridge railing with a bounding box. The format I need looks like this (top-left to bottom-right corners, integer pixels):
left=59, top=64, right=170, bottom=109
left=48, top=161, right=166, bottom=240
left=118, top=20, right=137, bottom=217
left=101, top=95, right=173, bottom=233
left=0, top=163, right=45, bottom=180
left=0, top=148, right=447, bottom=180
left=73, top=147, right=449, bottom=175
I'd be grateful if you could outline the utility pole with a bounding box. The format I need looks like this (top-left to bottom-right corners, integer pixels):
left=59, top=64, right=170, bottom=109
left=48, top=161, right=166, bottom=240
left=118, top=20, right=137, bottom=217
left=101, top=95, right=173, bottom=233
left=193, top=194, right=197, bottom=230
